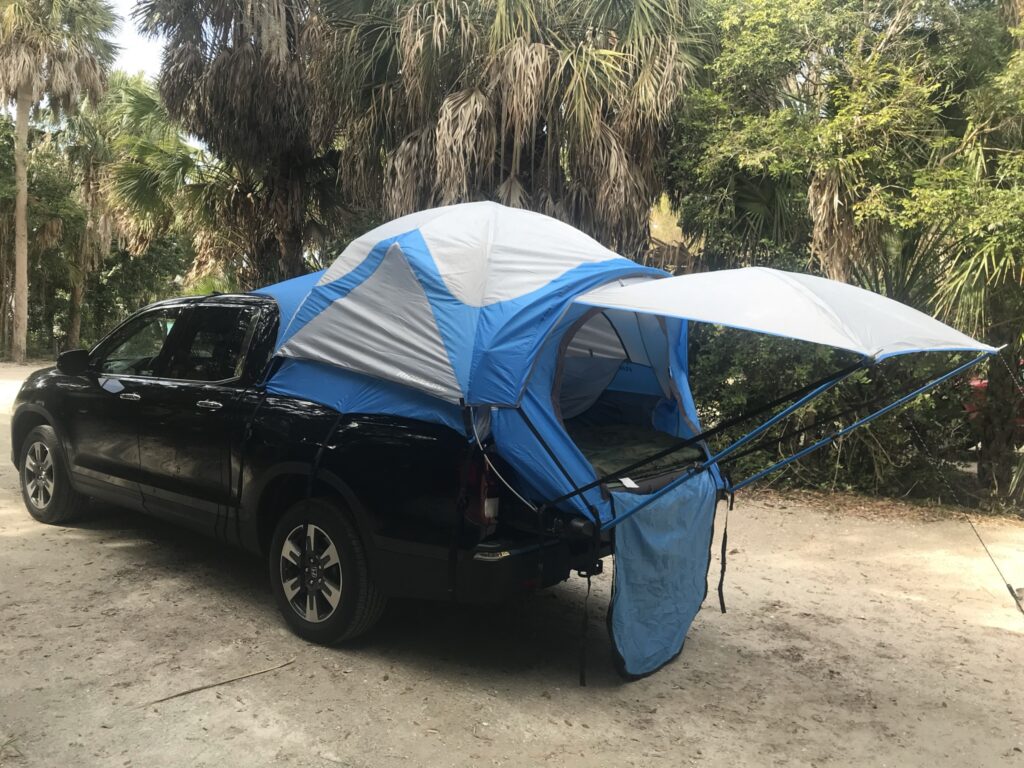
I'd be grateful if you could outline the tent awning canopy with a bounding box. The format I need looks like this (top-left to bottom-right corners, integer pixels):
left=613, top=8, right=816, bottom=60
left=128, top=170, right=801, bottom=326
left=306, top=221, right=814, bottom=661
left=575, top=267, right=998, bottom=361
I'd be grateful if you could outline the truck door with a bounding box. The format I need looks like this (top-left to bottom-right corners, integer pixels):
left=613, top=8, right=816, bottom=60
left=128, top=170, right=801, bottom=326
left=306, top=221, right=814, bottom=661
left=61, top=306, right=183, bottom=507
left=135, top=301, right=270, bottom=537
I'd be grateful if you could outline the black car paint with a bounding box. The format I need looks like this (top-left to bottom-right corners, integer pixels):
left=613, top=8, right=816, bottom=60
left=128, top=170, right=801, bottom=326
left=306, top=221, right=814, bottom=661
left=11, top=294, right=599, bottom=604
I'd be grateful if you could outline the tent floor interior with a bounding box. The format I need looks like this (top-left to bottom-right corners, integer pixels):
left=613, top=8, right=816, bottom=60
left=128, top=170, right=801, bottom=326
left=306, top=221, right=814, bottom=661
left=564, top=419, right=702, bottom=489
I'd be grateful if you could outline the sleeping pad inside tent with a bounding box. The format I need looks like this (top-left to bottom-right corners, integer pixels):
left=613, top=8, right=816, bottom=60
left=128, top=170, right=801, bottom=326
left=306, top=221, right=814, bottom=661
left=255, top=201, right=997, bottom=679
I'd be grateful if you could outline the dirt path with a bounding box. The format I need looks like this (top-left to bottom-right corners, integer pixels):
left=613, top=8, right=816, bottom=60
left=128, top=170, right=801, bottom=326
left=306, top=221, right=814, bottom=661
left=0, top=362, right=1021, bottom=767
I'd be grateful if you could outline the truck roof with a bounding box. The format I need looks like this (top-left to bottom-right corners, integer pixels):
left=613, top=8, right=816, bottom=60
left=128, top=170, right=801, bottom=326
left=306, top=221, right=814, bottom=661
left=145, top=293, right=277, bottom=311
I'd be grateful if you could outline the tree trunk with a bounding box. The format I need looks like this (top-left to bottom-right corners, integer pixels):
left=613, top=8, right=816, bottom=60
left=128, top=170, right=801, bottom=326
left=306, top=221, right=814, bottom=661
left=978, top=286, right=1023, bottom=504
left=67, top=270, right=85, bottom=350
left=272, top=164, right=307, bottom=281
left=12, top=86, right=31, bottom=363
left=0, top=237, right=10, bottom=355
left=0, top=226, right=8, bottom=353
left=247, top=236, right=283, bottom=290
left=276, top=224, right=306, bottom=280
left=67, top=238, right=88, bottom=350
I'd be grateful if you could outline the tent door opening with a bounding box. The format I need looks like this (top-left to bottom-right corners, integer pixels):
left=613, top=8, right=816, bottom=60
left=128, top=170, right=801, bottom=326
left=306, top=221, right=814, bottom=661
left=555, top=308, right=703, bottom=495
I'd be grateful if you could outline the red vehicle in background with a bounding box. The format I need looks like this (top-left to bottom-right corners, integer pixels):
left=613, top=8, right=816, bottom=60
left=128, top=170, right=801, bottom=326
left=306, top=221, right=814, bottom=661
left=965, top=362, right=1024, bottom=446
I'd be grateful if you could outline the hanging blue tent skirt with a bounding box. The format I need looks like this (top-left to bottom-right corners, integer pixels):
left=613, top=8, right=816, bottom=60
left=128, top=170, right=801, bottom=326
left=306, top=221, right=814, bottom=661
left=607, top=472, right=719, bottom=677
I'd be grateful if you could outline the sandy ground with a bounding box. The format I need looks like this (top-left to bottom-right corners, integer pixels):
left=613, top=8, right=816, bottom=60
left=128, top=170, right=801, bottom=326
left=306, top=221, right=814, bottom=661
left=0, top=361, right=1021, bottom=768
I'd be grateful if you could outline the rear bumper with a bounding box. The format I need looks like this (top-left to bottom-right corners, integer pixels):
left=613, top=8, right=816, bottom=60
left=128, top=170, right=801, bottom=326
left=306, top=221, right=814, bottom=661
left=454, top=535, right=612, bottom=603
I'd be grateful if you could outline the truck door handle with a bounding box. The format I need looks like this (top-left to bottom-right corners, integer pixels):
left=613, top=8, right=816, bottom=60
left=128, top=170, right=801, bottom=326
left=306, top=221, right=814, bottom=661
left=197, top=400, right=222, bottom=410
left=119, top=392, right=141, bottom=401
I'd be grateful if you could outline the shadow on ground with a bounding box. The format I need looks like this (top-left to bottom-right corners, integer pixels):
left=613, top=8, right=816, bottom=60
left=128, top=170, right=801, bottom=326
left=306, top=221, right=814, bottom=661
left=58, top=502, right=626, bottom=688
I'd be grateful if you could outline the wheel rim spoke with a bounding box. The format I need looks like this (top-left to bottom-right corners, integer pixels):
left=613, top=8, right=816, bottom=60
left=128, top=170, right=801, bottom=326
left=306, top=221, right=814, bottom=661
left=283, top=577, right=302, bottom=601
left=304, top=591, right=318, bottom=621
left=321, top=541, right=340, bottom=569
left=321, top=580, right=341, bottom=609
left=282, top=538, right=302, bottom=566
left=305, top=523, right=315, bottom=557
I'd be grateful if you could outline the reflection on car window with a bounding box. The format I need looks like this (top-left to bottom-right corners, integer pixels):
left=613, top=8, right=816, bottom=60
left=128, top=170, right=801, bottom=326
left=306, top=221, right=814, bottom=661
left=96, top=311, right=178, bottom=376
left=165, top=306, right=258, bottom=382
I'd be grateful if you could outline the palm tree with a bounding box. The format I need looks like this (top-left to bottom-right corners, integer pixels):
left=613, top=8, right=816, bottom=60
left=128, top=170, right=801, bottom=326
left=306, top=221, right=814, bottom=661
left=62, top=83, right=117, bottom=349
left=103, top=75, right=347, bottom=289
left=0, top=0, right=116, bottom=361
left=136, top=0, right=349, bottom=281
left=319, top=0, right=702, bottom=257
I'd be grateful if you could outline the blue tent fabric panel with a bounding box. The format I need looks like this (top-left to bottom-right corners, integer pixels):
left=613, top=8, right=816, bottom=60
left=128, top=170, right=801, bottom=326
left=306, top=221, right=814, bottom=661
left=468, top=260, right=660, bottom=406
left=267, top=358, right=466, bottom=435
left=674, top=320, right=703, bottom=435
left=490, top=302, right=709, bottom=526
left=606, top=363, right=663, bottom=396
left=608, top=470, right=719, bottom=678
left=252, top=270, right=325, bottom=346
left=490, top=303, right=613, bottom=522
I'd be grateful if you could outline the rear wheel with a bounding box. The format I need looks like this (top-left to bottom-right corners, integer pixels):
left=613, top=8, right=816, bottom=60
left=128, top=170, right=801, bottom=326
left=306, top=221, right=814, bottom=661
left=269, top=497, right=387, bottom=644
left=19, top=425, right=85, bottom=524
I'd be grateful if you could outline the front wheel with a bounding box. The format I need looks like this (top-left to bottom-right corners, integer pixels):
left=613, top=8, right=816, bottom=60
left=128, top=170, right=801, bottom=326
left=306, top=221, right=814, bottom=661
left=269, top=497, right=387, bottom=644
left=19, top=425, right=85, bottom=524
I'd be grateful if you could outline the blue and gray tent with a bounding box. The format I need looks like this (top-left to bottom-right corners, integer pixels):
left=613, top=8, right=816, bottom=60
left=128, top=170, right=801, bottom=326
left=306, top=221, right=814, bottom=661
left=255, top=202, right=997, bottom=678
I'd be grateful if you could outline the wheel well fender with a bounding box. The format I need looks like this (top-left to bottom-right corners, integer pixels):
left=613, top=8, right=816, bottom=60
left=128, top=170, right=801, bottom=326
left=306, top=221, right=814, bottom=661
left=248, top=464, right=379, bottom=572
left=10, top=406, right=58, bottom=469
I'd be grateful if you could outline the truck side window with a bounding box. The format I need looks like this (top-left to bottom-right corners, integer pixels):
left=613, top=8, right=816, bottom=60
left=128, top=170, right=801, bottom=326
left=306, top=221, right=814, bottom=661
left=93, top=309, right=180, bottom=377
left=165, top=306, right=258, bottom=383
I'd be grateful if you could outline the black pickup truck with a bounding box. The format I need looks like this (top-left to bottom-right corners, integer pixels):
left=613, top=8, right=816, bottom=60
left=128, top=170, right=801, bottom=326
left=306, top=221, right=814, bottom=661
left=12, top=294, right=603, bottom=644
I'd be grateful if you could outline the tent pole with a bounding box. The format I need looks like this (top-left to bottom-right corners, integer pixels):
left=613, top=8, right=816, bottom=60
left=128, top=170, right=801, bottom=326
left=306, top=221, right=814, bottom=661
left=545, top=359, right=865, bottom=508
left=729, top=351, right=993, bottom=492
left=599, top=361, right=865, bottom=530
left=516, top=408, right=601, bottom=524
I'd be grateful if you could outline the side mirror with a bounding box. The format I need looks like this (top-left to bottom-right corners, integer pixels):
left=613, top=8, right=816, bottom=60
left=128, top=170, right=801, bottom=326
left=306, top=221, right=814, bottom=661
left=56, top=349, right=91, bottom=376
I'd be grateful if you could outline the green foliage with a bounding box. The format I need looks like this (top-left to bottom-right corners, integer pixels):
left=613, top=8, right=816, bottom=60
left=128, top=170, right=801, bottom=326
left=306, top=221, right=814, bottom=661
left=662, top=0, right=1024, bottom=506
left=80, top=238, right=190, bottom=345
left=690, top=325, right=979, bottom=500
left=319, top=0, right=702, bottom=255
left=0, top=90, right=198, bottom=357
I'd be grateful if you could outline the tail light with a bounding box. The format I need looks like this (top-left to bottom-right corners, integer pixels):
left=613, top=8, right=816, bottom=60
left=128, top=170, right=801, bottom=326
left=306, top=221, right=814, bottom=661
left=481, top=462, right=500, bottom=524
left=462, top=453, right=499, bottom=531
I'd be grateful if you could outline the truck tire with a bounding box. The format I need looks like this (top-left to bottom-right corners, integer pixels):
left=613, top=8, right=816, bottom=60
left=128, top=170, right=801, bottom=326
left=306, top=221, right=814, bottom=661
left=18, top=425, right=85, bottom=524
left=269, top=496, right=387, bottom=644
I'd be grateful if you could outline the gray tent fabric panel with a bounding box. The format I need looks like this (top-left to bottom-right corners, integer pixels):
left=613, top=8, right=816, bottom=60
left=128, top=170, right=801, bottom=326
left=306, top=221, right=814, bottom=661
left=279, top=243, right=462, bottom=402
left=566, top=312, right=627, bottom=360
left=577, top=267, right=998, bottom=360
left=558, top=356, right=624, bottom=420
left=608, top=470, right=719, bottom=678
left=317, top=208, right=453, bottom=285
left=419, top=203, right=622, bottom=306
left=607, top=309, right=654, bottom=366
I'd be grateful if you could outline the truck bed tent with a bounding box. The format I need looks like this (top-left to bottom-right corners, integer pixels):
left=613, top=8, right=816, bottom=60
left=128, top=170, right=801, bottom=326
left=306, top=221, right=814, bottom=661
left=255, top=202, right=997, bottom=678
